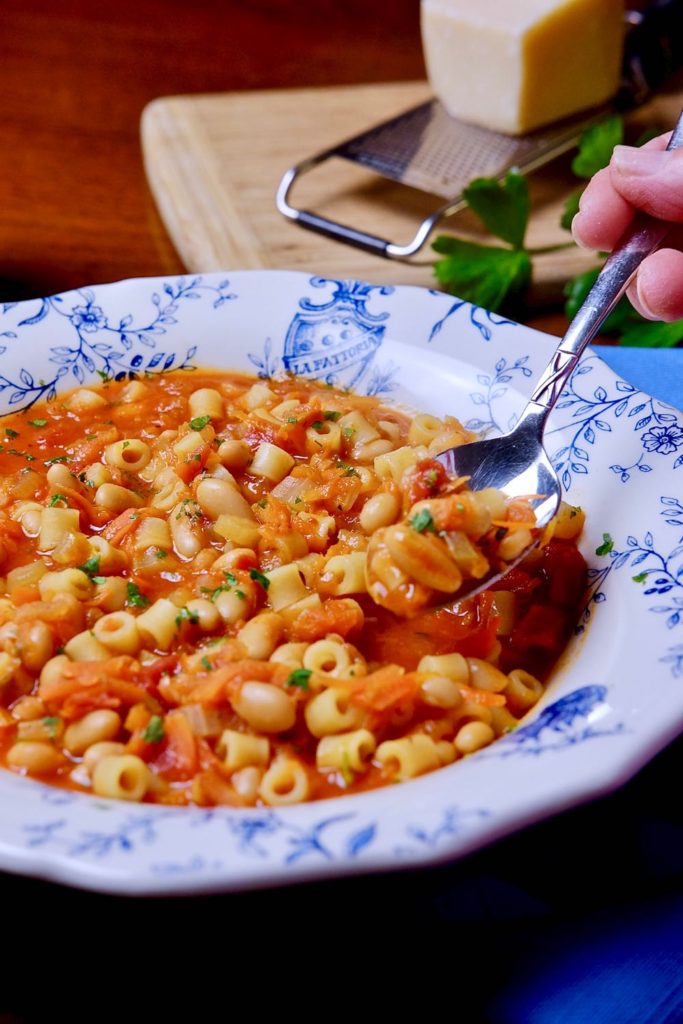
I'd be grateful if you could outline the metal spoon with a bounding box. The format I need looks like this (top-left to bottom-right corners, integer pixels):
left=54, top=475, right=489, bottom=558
left=430, top=110, right=683, bottom=604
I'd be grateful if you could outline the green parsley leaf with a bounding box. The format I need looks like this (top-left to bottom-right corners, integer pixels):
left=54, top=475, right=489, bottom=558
left=42, top=716, right=61, bottom=739
left=126, top=581, right=150, bottom=608
left=409, top=508, right=437, bottom=534
left=155, top=548, right=167, bottom=559
left=564, top=268, right=633, bottom=335
left=463, top=169, right=530, bottom=249
left=28, top=419, right=47, bottom=427
left=189, top=415, right=211, bottom=431
left=48, top=493, right=69, bottom=507
left=44, top=455, right=71, bottom=466
left=342, top=427, right=355, bottom=439
left=201, top=655, right=213, bottom=671
left=175, top=606, right=200, bottom=627
left=323, top=410, right=341, bottom=421
left=249, top=568, right=270, bottom=590
left=571, top=115, right=623, bottom=179
left=256, top=498, right=268, bottom=509
left=620, top=318, right=683, bottom=349
left=286, top=417, right=299, bottom=424
left=632, top=571, right=648, bottom=583
left=311, top=420, right=324, bottom=431
left=565, top=268, right=683, bottom=347
left=560, top=187, right=583, bottom=231
left=4, top=428, right=19, bottom=439
left=91, top=576, right=107, bottom=585
left=432, top=237, right=532, bottom=312
left=96, top=369, right=109, bottom=381
left=285, top=667, right=312, bottom=691
left=77, top=554, right=101, bottom=578
left=85, top=434, right=98, bottom=441
left=595, top=533, right=614, bottom=557
left=142, top=715, right=165, bottom=744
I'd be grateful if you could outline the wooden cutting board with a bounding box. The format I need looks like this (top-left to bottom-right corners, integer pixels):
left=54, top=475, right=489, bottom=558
left=141, top=82, right=683, bottom=302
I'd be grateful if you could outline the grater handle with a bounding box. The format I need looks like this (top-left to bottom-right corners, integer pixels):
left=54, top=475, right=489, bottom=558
left=290, top=210, right=389, bottom=256
left=276, top=162, right=457, bottom=259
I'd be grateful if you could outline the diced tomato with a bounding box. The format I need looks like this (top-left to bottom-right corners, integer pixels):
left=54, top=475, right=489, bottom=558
left=152, top=711, right=198, bottom=782
left=405, top=459, right=447, bottom=505
left=289, top=598, right=364, bottom=642
left=361, top=593, right=499, bottom=671
left=541, top=540, right=588, bottom=609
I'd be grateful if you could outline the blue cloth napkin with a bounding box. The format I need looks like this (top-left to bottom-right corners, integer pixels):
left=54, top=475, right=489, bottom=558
left=592, top=344, right=683, bottom=410
left=485, top=347, right=683, bottom=1023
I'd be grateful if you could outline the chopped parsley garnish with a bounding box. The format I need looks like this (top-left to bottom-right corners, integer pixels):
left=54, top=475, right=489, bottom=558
left=200, top=571, right=242, bottom=602
left=126, top=581, right=150, bottom=608
left=48, top=494, right=69, bottom=507
left=175, top=498, right=200, bottom=522
left=324, top=410, right=341, bottom=421
left=335, top=461, right=359, bottom=477
left=4, top=428, right=19, bottom=439
left=85, top=434, right=98, bottom=441
left=425, top=468, right=439, bottom=489
left=91, top=576, right=106, bottom=585
left=342, top=427, right=355, bottom=439
left=155, top=548, right=168, bottom=559
left=256, top=498, right=268, bottom=509
left=8, top=449, right=35, bottom=461
left=409, top=508, right=437, bottom=534
left=249, top=568, right=270, bottom=591
left=632, top=571, right=648, bottom=584
left=96, top=369, right=109, bottom=381
left=142, top=715, right=165, bottom=744
left=595, top=533, right=614, bottom=557
left=42, top=716, right=61, bottom=739
left=175, top=606, right=200, bottom=627
left=28, top=419, right=47, bottom=427
left=285, top=668, right=312, bottom=691
left=286, top=417, right=299, bottom=424
left=200, top=655, right=213, bottom=672
left=311, top=420, right=324, bottom=431
left=77, top=554, right=101, bottom=578
left=44, top=455, right=71, bottom=466
left=189, top=415, right=211, bottom=431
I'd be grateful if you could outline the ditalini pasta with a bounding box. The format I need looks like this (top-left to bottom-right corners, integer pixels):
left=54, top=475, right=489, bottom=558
left=0, top=371, right=587, bottom=805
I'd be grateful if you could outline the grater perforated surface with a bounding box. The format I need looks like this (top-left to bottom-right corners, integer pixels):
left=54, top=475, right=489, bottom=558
left=336, top=99, right=605, bottom=198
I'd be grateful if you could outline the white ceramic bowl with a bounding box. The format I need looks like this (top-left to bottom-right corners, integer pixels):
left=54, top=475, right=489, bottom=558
left=0, top=270, right=681, bottom=894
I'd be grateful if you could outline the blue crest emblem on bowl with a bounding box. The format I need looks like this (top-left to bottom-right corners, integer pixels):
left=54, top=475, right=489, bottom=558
left=281, top=277, right=394, bottom=390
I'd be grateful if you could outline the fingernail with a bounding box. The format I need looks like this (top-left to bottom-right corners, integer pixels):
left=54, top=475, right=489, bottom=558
left=635, top=276, right=658, bottom=320
left=612, top=146, right=670, bottom=176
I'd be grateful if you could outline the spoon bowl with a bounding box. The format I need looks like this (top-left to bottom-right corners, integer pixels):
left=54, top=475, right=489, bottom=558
left=367, top=110, right=683, bottom=613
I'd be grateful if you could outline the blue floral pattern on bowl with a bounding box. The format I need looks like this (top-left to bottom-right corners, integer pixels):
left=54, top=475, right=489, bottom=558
left=0, top=269, right=680, bottom=895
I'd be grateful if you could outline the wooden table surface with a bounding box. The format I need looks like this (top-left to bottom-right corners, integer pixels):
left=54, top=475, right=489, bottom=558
left=1, top=0, right=426, bottom=304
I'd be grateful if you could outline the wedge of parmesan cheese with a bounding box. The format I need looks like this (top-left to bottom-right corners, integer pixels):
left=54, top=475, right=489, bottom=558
left=421, top=0, right=624, bottom=135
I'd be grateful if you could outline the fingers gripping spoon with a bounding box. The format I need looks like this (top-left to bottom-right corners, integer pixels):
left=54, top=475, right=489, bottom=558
left=366, top=111, right=683, bottom=612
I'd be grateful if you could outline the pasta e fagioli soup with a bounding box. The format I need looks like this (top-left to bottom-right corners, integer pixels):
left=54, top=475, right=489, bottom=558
left=0, top=370, right=586, bottom=806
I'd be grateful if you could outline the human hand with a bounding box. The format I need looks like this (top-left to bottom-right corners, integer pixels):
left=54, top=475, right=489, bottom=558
left=572, top=132, right=683, bottom=322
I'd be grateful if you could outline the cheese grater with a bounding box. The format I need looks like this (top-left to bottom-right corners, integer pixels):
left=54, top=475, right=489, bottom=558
left=276, top=0, right=683, bottom=260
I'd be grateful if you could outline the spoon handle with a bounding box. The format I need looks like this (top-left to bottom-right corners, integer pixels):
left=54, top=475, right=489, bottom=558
left=525, top=109, right=683, bottom=421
